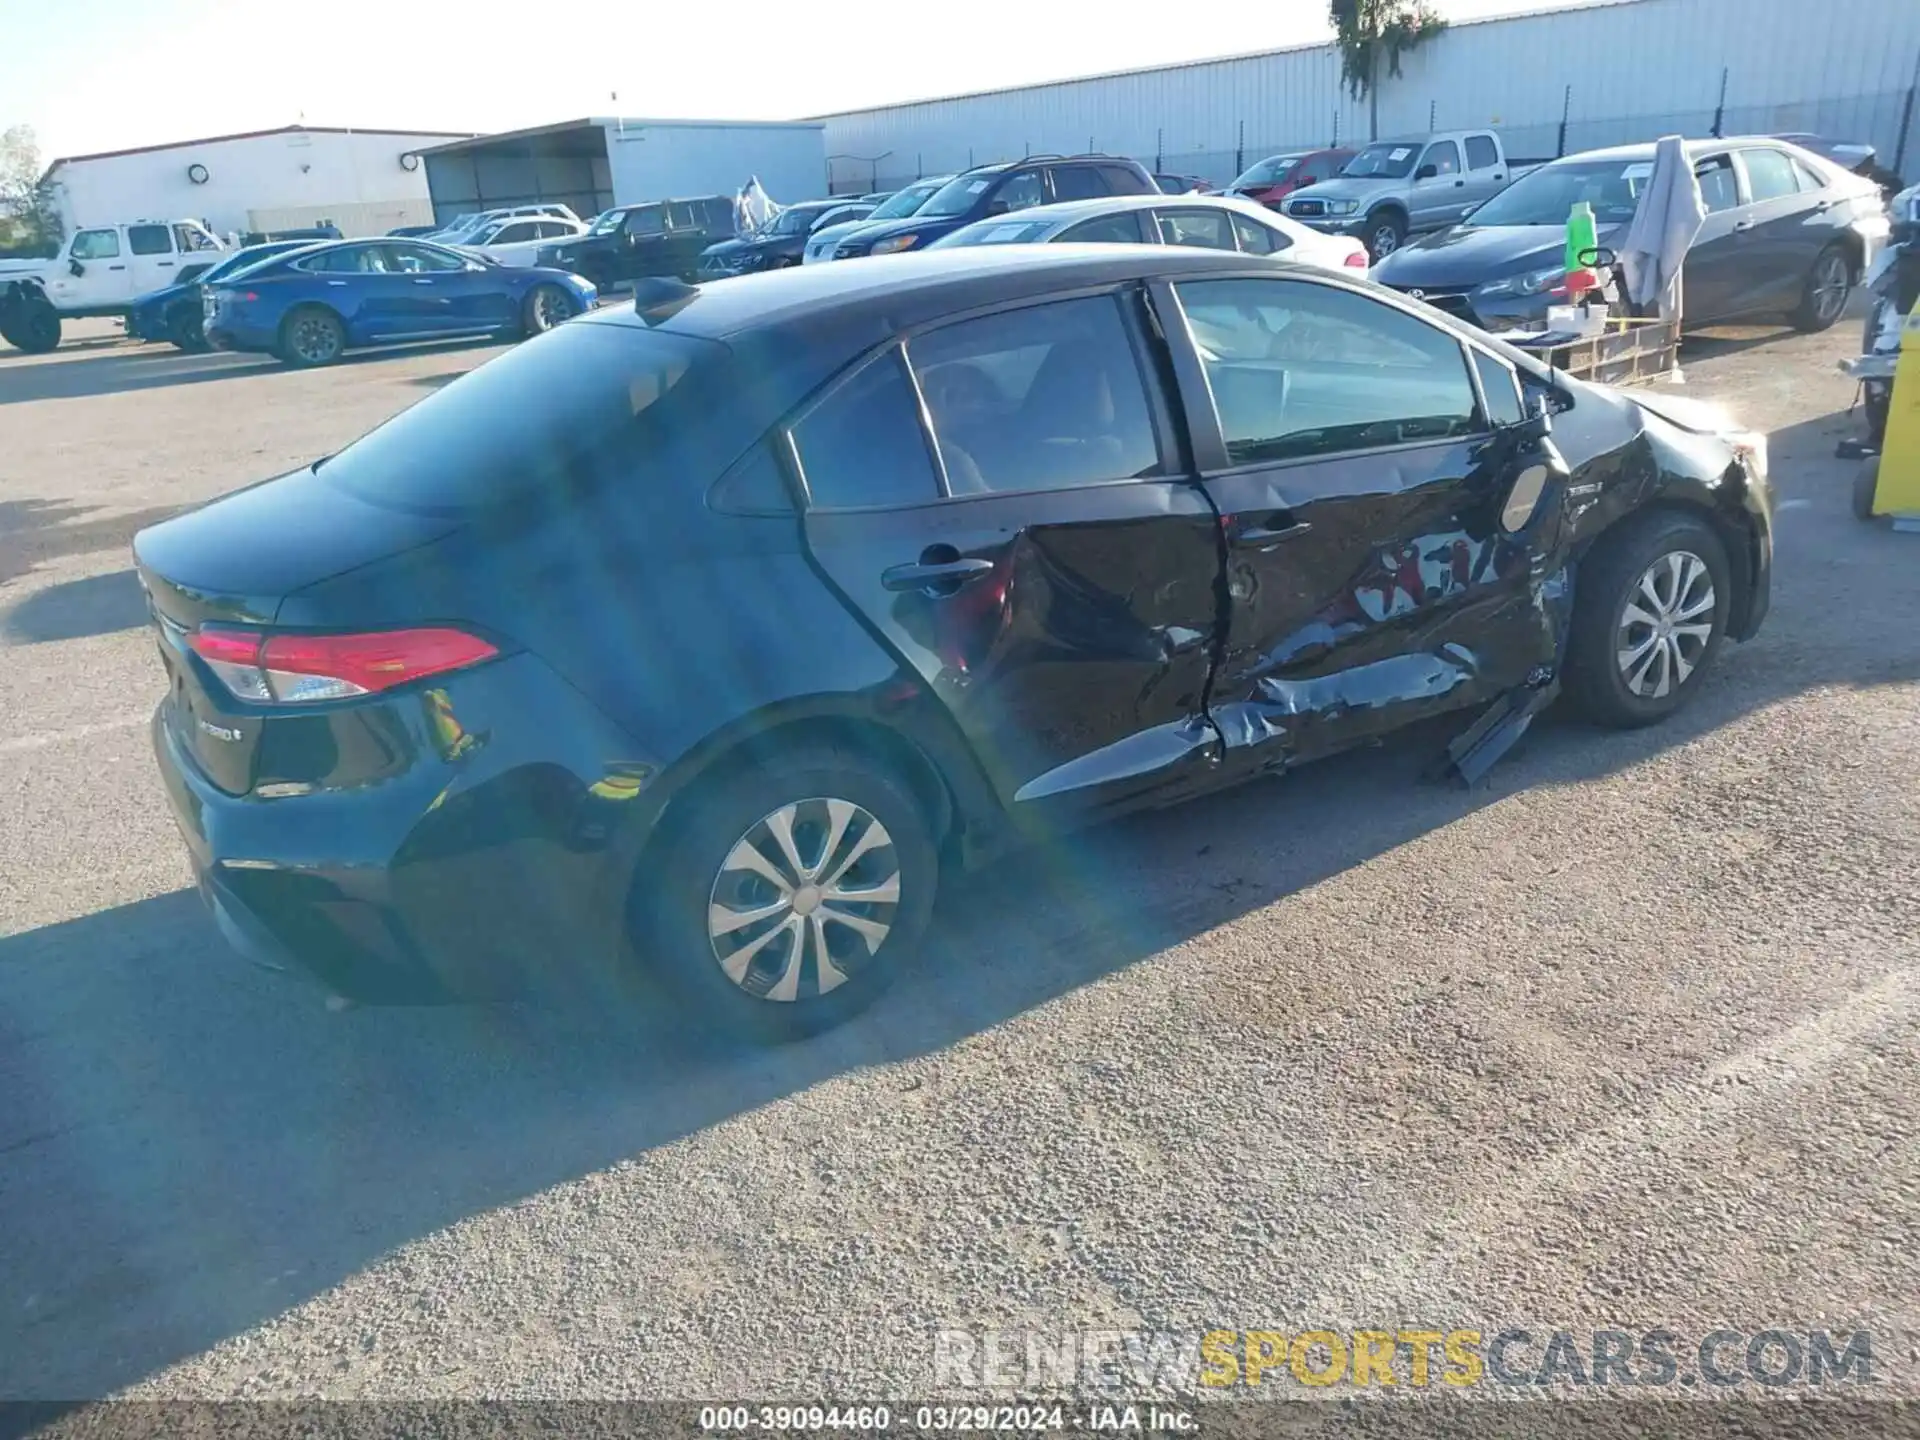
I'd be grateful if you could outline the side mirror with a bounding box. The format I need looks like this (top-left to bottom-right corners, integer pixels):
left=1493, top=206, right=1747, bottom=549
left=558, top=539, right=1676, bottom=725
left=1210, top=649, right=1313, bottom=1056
left=68, top=258, right=86, bottom=277
left=1416, top=163, right=1439, bottom=181
left=985, top=198, right=1012, bottom=217
left=1511, top=393, right=1554, bottom=444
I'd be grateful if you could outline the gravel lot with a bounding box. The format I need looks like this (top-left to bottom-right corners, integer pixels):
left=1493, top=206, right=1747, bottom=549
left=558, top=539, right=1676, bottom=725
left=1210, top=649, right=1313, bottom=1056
left=1, top=310, right=1916, bottom=1404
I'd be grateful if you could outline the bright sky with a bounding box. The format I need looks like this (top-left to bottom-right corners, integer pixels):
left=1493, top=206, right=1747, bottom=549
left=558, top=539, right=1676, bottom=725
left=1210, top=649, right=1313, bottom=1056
left=7, top=0, right=1573, bottom=163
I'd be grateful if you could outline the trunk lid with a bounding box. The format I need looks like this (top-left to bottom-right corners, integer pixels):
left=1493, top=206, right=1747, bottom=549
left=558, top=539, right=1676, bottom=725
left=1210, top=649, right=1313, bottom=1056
left=134, top=465, right=459, bottom=794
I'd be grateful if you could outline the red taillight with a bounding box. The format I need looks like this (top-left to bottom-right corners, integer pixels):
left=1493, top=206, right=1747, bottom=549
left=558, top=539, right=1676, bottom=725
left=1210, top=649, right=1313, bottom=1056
left=188, top=626, right=499, bottom=704
left=1343, top=251, right=1369, bottom=269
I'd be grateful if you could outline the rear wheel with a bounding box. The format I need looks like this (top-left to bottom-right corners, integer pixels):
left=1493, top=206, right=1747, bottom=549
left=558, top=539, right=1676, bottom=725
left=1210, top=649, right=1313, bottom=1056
left=633, top=745, right=939, bottom=1043
left=0, top=295, right=60, bottom=353
left=276, top=306, right=345, bottom=367
left=522, top=283, right=574, bottom=337
left=1791, top=243, right=1852, bottom=332
left=1563, top=509, right=1732, bottom=728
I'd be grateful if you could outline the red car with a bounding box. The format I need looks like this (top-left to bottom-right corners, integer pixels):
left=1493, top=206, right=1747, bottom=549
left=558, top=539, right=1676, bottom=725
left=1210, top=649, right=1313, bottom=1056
left=1227, top=148, right=1357, bottom=208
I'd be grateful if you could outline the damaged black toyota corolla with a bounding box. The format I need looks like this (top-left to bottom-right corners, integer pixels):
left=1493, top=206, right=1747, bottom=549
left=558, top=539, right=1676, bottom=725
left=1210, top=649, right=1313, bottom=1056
left=136, top=247, right=1772, bottom=1041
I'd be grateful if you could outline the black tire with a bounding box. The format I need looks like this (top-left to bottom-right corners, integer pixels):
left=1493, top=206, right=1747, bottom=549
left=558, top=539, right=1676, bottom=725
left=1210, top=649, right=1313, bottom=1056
left=521, top=283, right=574, bottom=337
left=1853, top=458, right=1881, bottom=522
left=1, top=297, right=60, bottom=354
left=1791, top=243, right=1852, bottom=332
left=632, top=743, right=939, bottom=1044
left=1364, top=209, right=1408, bottom=263
left=1563, top=509, right=1733, bottom=729
left=169, top=304, right=209, bottom=353
left=276, top=305, right=345, bottom=368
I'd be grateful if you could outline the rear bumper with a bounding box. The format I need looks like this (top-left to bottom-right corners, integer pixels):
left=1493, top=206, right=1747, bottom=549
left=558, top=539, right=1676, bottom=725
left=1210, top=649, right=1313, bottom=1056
left=149, top=652, right=666, bottom=1006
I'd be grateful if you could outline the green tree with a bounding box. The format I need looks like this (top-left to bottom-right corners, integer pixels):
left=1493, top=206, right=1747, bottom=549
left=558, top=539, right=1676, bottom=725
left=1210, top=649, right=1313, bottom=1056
left=0, top=125, right=62, bottom=255
left=1329, top=0, right=1449, bottom=142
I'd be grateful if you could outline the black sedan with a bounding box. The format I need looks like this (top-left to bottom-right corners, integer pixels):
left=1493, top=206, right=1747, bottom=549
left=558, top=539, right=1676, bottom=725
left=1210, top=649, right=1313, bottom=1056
left=1374, top=137, right=1888, bottom=332
left=136, top=248, right=1773, bottom=1041
left=697, top=200, right=876, bottom=278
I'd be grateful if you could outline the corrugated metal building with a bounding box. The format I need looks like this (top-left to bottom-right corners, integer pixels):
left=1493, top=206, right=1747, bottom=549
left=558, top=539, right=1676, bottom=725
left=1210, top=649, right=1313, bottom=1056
left=815, top=0, right=1920, bottom=191
left=43, top=126, right=469, bottom=239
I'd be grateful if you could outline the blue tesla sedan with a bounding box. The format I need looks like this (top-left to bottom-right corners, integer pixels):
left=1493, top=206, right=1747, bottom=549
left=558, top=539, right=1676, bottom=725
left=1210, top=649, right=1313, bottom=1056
left=201, top=237, right=597, bottom=367
left=126, top=240, right=320, bottom=351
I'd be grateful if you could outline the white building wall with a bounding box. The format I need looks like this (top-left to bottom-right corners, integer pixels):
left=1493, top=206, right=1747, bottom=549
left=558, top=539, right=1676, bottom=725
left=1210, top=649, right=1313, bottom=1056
left=47, top=128, right=467, bottom=239
left=603, top=121, right=829, bottom=206
left=818, top=0, right=1920, bottom=189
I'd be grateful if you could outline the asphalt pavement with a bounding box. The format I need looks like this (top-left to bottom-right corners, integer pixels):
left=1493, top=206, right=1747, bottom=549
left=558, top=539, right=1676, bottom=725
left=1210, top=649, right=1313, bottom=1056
left=1, top=314, right=1916, bottom=1403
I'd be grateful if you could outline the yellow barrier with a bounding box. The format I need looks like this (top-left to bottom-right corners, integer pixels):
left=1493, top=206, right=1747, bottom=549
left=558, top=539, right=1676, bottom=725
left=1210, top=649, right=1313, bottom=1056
left=1866, top=312, right=1920, bottom=520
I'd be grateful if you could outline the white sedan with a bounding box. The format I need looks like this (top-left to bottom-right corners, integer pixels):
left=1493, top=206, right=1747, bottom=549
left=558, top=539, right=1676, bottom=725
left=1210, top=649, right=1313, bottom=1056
left=456, top=215, right=589, bottom=268
left=929, top=193, right=1370, bottom=275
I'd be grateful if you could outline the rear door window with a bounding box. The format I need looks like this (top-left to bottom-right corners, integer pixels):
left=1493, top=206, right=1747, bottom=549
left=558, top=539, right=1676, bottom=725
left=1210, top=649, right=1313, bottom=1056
left=1739, top=148, right=1800, bottom=203
left=128, top=224, right=173, bottom=256
left=1158, top=208, right=1235, bottom=250
left=1231, top=213, right=1289, bottom=254
left=1059, top=212, right=1151, bottom=244
left=1048, top=166, right=1107, bottom=202
left=1098, top=165, right=1156, bottom=196
left=1465, top=136, right=1501, bottom=171
left=790, top=351, right=942, bottom=510
left=1790, top=157, right=1829, bottom=193
left=907, top=295, right=1164, bottom=495
left=1174, top=276, right=1480, bottom=465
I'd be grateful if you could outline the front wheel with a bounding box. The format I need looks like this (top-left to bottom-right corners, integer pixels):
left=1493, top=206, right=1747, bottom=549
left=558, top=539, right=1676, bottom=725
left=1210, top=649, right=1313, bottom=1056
left=1364, top=210, right=1407, bottom=262
left=633, top=745, right=939, bottom=1043
left=1563, top=509, right=1732, bottom=728
left=169, top=304, right=209, bottom=353
left=521, top=283, right=575, bottom=337
left=1792, top=243, right=1852, bottom=332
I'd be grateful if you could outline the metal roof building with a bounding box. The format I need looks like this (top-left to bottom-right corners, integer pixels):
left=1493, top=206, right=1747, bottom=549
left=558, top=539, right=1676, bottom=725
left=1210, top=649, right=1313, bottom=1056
left=814, top=0, right=1920, bottom=191
left=42, top=125, right=472, bottom=239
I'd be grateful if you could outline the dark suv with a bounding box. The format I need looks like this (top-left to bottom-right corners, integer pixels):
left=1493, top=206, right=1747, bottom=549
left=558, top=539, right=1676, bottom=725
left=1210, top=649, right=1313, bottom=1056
left=829, top=155, right=1157, bottom=258
left=539, top=196, right=733, bottom=288
left=137, top=248, right=1772, bottom=1043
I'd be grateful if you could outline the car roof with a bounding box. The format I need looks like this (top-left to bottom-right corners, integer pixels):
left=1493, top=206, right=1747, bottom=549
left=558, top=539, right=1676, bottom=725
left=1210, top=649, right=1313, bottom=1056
left=586, top=244, right=1337, bottom=344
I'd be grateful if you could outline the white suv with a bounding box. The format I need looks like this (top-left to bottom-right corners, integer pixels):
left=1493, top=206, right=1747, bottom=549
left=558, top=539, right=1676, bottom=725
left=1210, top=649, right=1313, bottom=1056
left=0, top=218, right=229, bottom=353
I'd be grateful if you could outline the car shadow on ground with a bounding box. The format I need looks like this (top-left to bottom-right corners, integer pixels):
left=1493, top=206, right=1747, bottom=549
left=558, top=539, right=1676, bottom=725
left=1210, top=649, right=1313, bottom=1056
left=0, top=501, right=184, bottom=589
left=0, top=337, right=503, bottom=407
left=0, top=568, right=147, bottom=644
left=2, top=412, right=1917, bottom=1399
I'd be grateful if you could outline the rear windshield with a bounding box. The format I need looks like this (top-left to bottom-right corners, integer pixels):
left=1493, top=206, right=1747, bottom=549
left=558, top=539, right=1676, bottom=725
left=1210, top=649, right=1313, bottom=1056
left=317, top=320, right=726, bottom=515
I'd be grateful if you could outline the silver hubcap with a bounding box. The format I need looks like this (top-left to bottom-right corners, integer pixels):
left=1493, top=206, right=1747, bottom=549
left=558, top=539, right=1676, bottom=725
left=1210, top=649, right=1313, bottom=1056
left=1812, top=254, right=1848, bottom=321
left=706, top=797, right=900, bottom=1003
left=1372, top=225, right=1400, bottom=258
left=1617, top=550, right=1715, bottom=700
left=534, top=289, right=568, bottom=329
left=293, top=317, right=337, bottom=361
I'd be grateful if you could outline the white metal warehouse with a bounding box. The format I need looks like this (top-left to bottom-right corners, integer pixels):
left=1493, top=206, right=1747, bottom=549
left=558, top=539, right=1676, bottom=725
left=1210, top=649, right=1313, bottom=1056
left=415, top=118, right=829, bottom=226
left=42, top=125, right=473, bottom=240
left=815, top=0, right=1920, bottom=191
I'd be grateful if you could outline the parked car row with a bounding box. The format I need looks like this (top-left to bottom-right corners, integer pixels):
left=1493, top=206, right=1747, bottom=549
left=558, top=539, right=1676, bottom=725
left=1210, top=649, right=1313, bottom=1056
left=1372, top=136, right=1889, bottom=334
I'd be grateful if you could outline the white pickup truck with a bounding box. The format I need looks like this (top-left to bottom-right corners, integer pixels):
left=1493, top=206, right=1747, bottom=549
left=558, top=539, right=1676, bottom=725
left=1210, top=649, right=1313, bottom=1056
left=0, top=218, right=230, bottom=352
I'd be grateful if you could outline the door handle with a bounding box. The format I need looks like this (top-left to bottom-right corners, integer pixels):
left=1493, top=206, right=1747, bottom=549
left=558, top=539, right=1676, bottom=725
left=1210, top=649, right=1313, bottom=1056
left=1241, top=514, right=1311, bottom=549
left=1733, top=218, right=1755, bottom=232
left=157, top=261, right=175, bottom=268
left=327, top=280, right=348, bottom=286
left=1814, top=199, right=1833, bottom=213
left=108, top=264, right=126, bottom=271
left=1453, top=178, right=1465, bottom=187
left=882, top=555, right=995, bottom=596
left=412, top=278, right=435, bottom=285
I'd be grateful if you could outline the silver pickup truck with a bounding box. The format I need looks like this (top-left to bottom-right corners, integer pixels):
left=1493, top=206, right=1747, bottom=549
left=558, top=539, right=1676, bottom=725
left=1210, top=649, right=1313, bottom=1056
left=1280, top=130, right=1546, bottom=261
